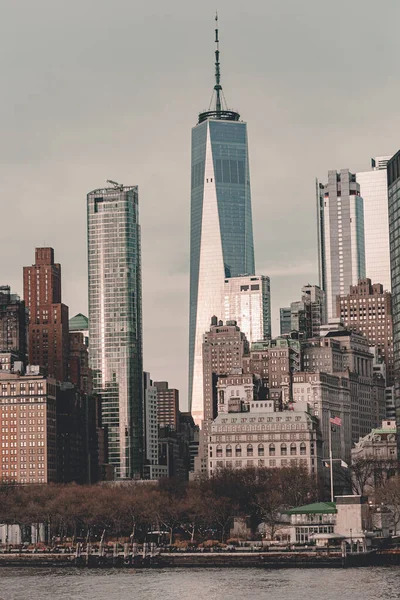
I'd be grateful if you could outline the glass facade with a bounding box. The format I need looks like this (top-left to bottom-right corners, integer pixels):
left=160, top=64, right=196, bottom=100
left=189, top=118, right=255, bottom=424
left=356, top=157, right=391, bottom=292
left=388, top=151, right=400, bottom=457
left=223, top=275, right=270, bottom=344
left=87, top=185, right=143, bottom=479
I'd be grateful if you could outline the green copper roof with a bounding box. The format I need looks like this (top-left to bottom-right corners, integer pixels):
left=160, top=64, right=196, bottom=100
left=69, top=313, right=89, bottom=331
left=286, top=502, right=337, bottom=515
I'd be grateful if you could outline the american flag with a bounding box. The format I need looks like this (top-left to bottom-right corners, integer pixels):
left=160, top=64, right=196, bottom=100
left=329, top=416, right=342, bottom=426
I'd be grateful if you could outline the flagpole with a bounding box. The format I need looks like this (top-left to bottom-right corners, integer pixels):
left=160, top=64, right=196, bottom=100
left=328, top=411, right=334, bottom=502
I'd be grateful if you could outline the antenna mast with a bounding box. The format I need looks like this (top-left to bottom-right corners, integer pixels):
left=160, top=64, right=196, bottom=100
left=214, top=12, right=222, bottom=113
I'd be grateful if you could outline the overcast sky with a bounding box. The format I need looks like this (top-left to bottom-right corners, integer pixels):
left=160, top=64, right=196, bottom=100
left=2, top=0, right=400, bottom=409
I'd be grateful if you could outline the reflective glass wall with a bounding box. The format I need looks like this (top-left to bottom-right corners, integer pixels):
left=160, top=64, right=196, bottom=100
left=87, top=186, right=143, bottom=479
left=189, top=118, right=255, bottom=423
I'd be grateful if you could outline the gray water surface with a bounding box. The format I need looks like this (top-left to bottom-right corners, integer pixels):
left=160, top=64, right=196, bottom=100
left=0, top=567, right=399, bottom=600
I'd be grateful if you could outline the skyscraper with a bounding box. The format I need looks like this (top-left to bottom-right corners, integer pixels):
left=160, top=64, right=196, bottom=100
left=87, top=182, right=143, bottom=479
left=317, top=170, right=366, bottom=320
left=189, top=17, right=255, bottom=424
left=387, top=150, right=400, bottom=454
left=336, top=278, right=393, bottom=386
left=23, top=248, right=69, bottom=382
left=0, top=286, right=27, bottom=365
left=356, top=156, right=392, bottom=291
left=223, top=275, right=270, bottom=344
left=279, top=307, right=291, bottom=336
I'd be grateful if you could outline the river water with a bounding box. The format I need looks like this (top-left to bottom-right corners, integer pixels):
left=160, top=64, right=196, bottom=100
left=1, top=567, right=399, bottom=600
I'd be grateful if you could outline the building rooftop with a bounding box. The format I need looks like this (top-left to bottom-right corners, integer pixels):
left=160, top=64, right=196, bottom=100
left=286, top=502, right=337, bottom=515
left=69, top=313, right=89, bottom=332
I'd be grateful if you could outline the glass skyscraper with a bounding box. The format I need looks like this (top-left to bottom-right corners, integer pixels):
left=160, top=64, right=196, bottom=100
left=188, top=19, right=255, bottom=425
left=87, top=183, right=143, bottom=479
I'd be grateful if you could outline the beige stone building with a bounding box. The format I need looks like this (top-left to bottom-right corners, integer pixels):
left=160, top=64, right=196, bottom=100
left=209, top=369, right=322, bottom=476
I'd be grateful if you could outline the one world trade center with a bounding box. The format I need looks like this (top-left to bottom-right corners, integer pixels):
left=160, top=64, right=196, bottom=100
left=188, top=16, right=255, bottom=425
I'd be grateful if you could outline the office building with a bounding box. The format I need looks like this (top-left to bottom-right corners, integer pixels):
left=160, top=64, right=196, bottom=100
left=388, top=150, right=400, bottom=456
left=209, top=382, right=322, bottom=476
left=143, top=373, right=168, bottom=480
left=189, top=18, right=255, bottom=425
left=280, top=285, right=326, bottom=339
left=302, top=284, right=326, bottom=337
left=0, top=286, right=27, bottom=365
left=223, top=275, right=271, bottom=344
left=280, top=307, right=291, bottom=336
left=0, top=369, right=57, bottom=484
left=154, top=381, right=179, bottom=431
left=356, top=156, right=391, bottom=291
left=23, top=248, right=69, bottom=382
left=87, top=182, right=143, bottom=479
left=302, top=328, right=385, bottom=446
left=336, top=278, right=393, bottom=385
left=202, top=317, right=249, bottom=427
left=317, top=170, right=366, bottom=320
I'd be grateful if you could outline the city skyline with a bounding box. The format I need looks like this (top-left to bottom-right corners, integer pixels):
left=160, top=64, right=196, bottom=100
left=2, top=2, right=400, bottom=409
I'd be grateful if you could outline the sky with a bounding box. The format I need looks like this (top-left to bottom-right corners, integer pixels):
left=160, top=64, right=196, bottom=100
left=2, top=0, right=400, bottom=410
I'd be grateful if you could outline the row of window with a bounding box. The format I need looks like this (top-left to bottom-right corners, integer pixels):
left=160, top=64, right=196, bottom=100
left=213, top=443, right=308, bottom=458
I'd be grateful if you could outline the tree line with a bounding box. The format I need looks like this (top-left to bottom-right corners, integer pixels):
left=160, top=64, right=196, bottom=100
left=0, top=466, right=318, bottom=545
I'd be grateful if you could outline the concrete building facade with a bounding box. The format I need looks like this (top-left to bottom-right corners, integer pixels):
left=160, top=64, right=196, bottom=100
left=154, top=381, right=179, bottom=431
left=356, top=156, right=392, bottom=292
left=317, top=170, right=366, bottom=320
left=336, top=278, right=393, bottom=386
left=0, top=369, right=57, bottom=484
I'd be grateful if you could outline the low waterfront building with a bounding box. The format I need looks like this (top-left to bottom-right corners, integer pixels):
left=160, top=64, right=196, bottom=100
left=285, top=496, right=374, bottom=547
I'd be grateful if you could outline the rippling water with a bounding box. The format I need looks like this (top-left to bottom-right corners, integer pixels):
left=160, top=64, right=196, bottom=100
left=1, top=567, right=400, bottom=600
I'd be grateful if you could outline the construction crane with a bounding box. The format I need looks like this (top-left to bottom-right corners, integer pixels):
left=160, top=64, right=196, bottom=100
left=106, top=179, right=123, bottom=190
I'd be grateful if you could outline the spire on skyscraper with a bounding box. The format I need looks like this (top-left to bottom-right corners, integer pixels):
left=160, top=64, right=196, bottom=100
left=198, top=14, right=240, bottom=124
left=214, top=12, right=222, bottom=114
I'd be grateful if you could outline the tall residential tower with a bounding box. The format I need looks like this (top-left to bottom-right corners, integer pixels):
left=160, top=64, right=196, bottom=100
left=317, top=170, right=366, bottom=320
left=189, top=17, right=255, bottom=424
left=87, top=182, right=143, bottom=479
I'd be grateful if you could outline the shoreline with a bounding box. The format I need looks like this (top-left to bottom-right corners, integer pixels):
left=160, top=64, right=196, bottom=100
left=1, top=550, right=397, bottom=569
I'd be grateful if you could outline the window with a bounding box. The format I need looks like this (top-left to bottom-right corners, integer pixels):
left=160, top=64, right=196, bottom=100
left=300, top=442, right=306, bottom=456
left=269, top=444, right=275, bottom=456
left=281, top=444, right=287, bottom=456
left=258, top=444, right=264, bottom=457
left=216, top=445, right=222, bottom=458
left=235, top=445, right=242, bottom=457
left=290, top=443, right=297, bottom=456
left=226, top=444, right=232, bottom=457
left=247, top=444, right=253, bottom=457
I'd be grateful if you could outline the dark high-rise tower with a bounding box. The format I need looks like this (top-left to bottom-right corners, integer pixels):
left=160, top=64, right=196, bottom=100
left=188, top=16, right=255, bottom=425
left=23, top=248, right=69, bottom=381
left=388, top=151, right=400, bottom=456
left=0, top=286, right=28, bottom=365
